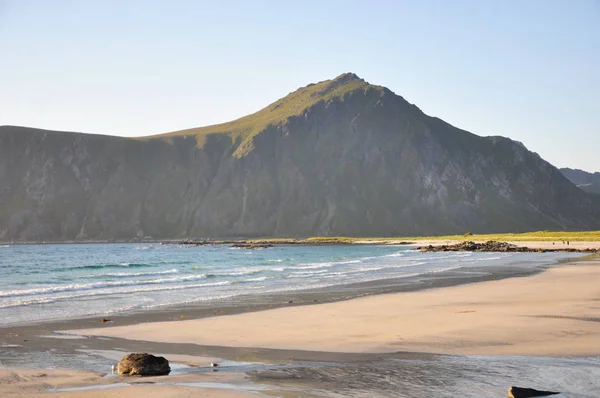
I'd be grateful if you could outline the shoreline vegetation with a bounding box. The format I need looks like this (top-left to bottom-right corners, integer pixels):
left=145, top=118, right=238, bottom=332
left=2, top=230, right=600, bottom=246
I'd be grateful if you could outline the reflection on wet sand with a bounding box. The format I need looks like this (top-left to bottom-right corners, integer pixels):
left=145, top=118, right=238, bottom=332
left=2, top=346, right=599, bottom=397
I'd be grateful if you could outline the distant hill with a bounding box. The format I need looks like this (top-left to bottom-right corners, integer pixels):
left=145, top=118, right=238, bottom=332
left=1, top=73, right=600, bottom=241
left=560, top=168, right=600, bottom=195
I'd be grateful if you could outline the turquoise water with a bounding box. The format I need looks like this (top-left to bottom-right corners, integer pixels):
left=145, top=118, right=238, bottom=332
left=0, top=243, right=579, bottom=325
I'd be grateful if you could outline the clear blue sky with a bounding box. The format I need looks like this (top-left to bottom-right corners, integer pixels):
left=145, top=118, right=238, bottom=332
left=1, top=0, right=598, bottom=171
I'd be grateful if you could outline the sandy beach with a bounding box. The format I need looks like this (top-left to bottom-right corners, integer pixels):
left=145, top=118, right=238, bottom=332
left=71, top=256, right=600, bottom=357
left=2, top=242, right=600, bottom=397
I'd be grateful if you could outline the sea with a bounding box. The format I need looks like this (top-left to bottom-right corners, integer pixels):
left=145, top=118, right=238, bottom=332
left=0, top=243, right=582, bottom=326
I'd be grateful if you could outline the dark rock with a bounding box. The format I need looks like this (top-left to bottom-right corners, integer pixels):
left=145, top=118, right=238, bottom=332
left=417, top=240, right=598, bottom=253
left=173, top=239, right=210, bottom=246
left=230, top=244, right=274, bottom=249
left=117, top=353, right=170, bottom=376
left=508, top=386, right=560, bottom=397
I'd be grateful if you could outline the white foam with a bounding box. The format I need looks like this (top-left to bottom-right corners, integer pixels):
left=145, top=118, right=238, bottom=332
left=289, top=253, right=406, bottom=271
left=0, top=273, right=210, bottom=298
left=0, top=281, right=232, bottom=309
left=382, top=251, right=406, bottom=258
left=243, top=276, right=269, bottom=282
left=289, top=269, right=330, bottom=276
left=86, top=268, right=179, bottom=278
left=134, top=246, right=158, bottom=250
left=290, top=262, right=336, bottom=270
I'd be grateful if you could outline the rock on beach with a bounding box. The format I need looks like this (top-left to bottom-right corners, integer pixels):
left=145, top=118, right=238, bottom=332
left=117, top=353, right=170, bottom=376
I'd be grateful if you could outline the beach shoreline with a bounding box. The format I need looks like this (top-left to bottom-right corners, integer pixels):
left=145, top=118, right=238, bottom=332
left=68, top=257, right=600, bottom=357
left=3, top=246, right=585, bottom=338
left=2, top=233, right=600, bottom=246
left=2, top=241, right=596, bottom=329
left=1, top=244, right=597, bottom=357
left=1, top=243, right=600, bottom=396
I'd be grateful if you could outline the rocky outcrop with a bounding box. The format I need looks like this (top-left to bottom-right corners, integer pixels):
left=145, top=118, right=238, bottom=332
left=117, top=353, right=170, bottom=376
left=417, top=241, right=598, bottom=253
left=508, top=386, right=560, bottom=397
left=2, top=74, right=600, bottom=242
left=230, top=243, right=274, bottom=249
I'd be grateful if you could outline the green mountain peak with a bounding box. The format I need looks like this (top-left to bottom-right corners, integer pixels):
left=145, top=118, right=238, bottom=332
left=147, top=73, right=383, bottom=157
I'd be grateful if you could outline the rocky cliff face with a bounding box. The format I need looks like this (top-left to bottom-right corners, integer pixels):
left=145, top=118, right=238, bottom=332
left=560, top=168, right=600, bottom=195
left=1, top=74, right=599, bottom=241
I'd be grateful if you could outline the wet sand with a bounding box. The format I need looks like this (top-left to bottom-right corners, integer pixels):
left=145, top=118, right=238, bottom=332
left=0, top=368, right=264, bottom=398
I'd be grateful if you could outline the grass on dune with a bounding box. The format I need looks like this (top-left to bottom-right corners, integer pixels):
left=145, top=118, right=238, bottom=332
left=305, top=231, right=600, bottom=243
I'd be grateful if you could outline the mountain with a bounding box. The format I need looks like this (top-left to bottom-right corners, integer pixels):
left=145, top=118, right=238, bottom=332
left=1, top=73, right=599, bottom=241
left=560, top=168, right=600, bottom=195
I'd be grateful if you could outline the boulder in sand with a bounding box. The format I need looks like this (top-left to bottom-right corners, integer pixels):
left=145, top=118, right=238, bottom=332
left=117, top=353, right=170, bottom=376
left=508, top=386, right=560, bottom=397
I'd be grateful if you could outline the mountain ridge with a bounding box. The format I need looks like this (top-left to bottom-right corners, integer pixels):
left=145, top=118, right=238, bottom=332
left=1, top=73, right=599, bottom=241
left=143, top=73, right=414, bottom=157
left=560, top=168, right=600, bottom=195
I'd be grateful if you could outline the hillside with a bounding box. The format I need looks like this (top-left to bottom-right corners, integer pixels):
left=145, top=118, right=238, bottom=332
left=146, top=73, right=386, bottom=157
left=1, top=73, right=599, bottom=241
left=560, top=168, right=600, bottom=195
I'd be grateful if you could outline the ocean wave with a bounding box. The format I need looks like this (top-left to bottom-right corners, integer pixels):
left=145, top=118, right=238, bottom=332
left=0, top=273, right=211, bottom=298
left=135, top=246, right=158, bottom=250
left=476, top=256, right=504, bottom=261
left=411, top=253, right=475, bottom=261
left=289, top=253, right=401, bottom=271
left=137, top=292, right=240, bottom=309
left=336, top=259, right=362, bottom=265
left=234, top=276, right=270, bottom=284
left=60, top=263, right=149, bottom=272
left=245, top=276, right=269, bottom=282
left=285, top=260, right=430, bottom=280
left=290, top=261, right=337, bottom=270
left=84, top=268, right=179, bottom=278
left=288, top=257, right=426, bottom=273
left=425, top=265, right=462, bottom=274
left=206, top=265, right=286, bottom=278
left=289, top=269, right=330, bottom=276
left=206, top=269, right=261, bottom=278
left=0, top=280, right=232, bottom=310
left=382, top=251, right=407, bottom=258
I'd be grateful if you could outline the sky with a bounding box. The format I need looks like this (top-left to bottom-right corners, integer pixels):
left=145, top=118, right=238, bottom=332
left=1, top=0, right=599, bottom=172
